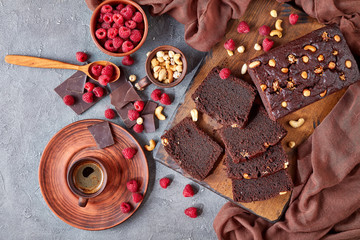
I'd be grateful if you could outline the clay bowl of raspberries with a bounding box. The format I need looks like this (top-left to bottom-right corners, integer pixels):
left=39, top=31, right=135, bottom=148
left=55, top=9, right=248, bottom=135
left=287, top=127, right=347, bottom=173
left=90, top=0, right=148, bottom=57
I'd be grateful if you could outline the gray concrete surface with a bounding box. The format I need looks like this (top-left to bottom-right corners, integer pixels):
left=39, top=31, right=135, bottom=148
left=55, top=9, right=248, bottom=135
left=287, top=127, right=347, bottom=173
left=0, top=1, right=227, bottom=239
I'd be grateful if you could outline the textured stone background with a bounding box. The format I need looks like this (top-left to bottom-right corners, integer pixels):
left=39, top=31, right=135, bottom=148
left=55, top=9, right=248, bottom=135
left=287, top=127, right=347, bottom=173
left=0, top=0, right=227, bottom=239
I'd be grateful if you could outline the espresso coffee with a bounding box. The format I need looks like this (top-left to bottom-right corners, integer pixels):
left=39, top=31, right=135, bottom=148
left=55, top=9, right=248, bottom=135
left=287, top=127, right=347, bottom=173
left=73, top=161, right=104, bottom=194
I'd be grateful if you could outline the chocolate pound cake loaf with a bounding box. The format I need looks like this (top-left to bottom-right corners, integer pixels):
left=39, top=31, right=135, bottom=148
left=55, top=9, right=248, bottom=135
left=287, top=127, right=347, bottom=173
left=219, top=107, right=287, bottom=163
left=247, top=25, right=360, bottom=120
left=192, top=67, right=256, bottom=128
left=225, top=143, right=289, bottom=179
left=161, top=117, right=223, bottom=180
left=232, top=169, right=293, bottom=202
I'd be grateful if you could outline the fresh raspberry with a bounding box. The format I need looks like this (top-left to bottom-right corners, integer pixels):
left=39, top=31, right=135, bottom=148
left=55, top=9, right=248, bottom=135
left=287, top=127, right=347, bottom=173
left=113, top=37, right=124, bottom=49
left=95, top=28, right=107, bottom=40
left=84, top=82, right=95, bottom=92
left=237, top=21, right=250, bottom=33
left=132, top=193, right=143, bottom=203
left=98, top=75, right=111, bottom=86
left=101, top=22, right=111, bottom=29
left=101, top=65, right=114, bottom=77
left=132, top=12, right=143, bottom=23
left=98, top=13, right=104, bottom=23
left=133, top=124, right=144, bottom=133
left=126, top=179, right=139, bottom=193
left=105, top=108, right=116, bottom=119
left=130, top=29, right=142, bottom=43
left=107, top=27, right=119, bottom=39
left=104, top=40, right=116, bottom=52
left=262, top=38, right=274, bottom=52
left=103, top=13, right=113, bottom=23
left=63, top=95, right=75, bottom=106
left=160, top=93, right=171, bottom=105
left=122, top=147, right=137, bottom=159
left=137, top=22, right=144, bottom=30
left=126, top=4, right=136, bottom=13
left=112, top=13, right=124, bottom=25
left=93, top=86, right=104, bottom=97
left=159, top=178, right=171, bottom=189
left=116, top=3, right=125, bottom=11
left=128, top=109, right=140, bottom=121
left=112, top=22, right=122, bottom=29
left=82, top=92, right=94, bottom=103
left=224, top=39, right=235, bottom=51
left=125, top=20, right=137, bottom=29
left=76, top=52, right=88, bottom=62
left=183, top=184, right=195, bottom=197
left=120, top=202, right=131, bottom=213
left=122, top=55, right=134, bottom=66
left=120, top=7, right=133, bottom=20
left=151, top=89, right=162, bottom=101
left=101, top=4, right=112, bottom=13
left=91, top=64, right=103, bottom=77
left=122, top=41, right=134, bottom=53
left=219, top=68, right=231, bottom=79
left=184, top=207, right=198, bottom=218
left=259, top=25, right=271, bottom=36
left=289, top=13, right=299, bottom=25
left=118, top=26, right=131, bottom=39
left=134, top=101, right=144, bottom=111
left=113, top=10, right=120, bottom=15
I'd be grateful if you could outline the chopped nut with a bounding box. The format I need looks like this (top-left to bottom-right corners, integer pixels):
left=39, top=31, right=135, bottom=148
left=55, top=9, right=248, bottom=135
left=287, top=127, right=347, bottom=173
left=268, top=59, right=276, bottom=67
left=322, top=32, right=330, bottom=41
left=281, top=68, right=288, bottom=73
left=156, top=51, right=165, bottom=58
left=302, top=55, right=309, bottom=63
left=270, top=10, right=277, bottom=18
left=264, top=142, right=269, bottom=148
left=243, top=173, right=250, bottom=179
left=275, top=19, right=283, bottom=31
left=320, top=90, right=327, bottom=97
left=279, top=191, right=288, bottom=195
left=281, top=101, right=287, bottom=108
left=301, top=71, right=308, bottom=79
left=272, top=80, right=280, bottom=92
left=249, top=60, right=261, bottom=68
left=241, top=63, right=247, bottom=75
left=237, top=45, right=245, bottom=53
left=289, top=118, right=305, bottom=128
left=332, top=50, right=338, bottom=56
left=270, top=29, right=282, bottom=38
left=161, top=138, right=169, bottom=146
left=304, top=45, right=317, bottom=52
left=288, top=141, right=296, bottom=148
left=339, top=73, right=346, bottom=81
left=260, top=84, right=267, bottom=91
left=303, top=89, right=311, bottom=97
left=345, top=60, right=352, bottom=68
left=317, top=54, right=324, bottom=62
left=136, top=117, right=143, bottom=125
left=314, top=66, right=323, bottom=74
left=190, top=109, right=198, bottom=122
left=254, top=43, right=262, bottom=51
left=227, top=49, right=234, bottom=56
left=287, top=81, right=295, bottom=90
left=288, top=54, right=297, bottom=64
left=240, top=151, right=250, bottom=158
left=144, top=139, right=156, bottom=151
left=284, top=162, right=289, bottom=169
left=328, top=61, right=336, bottom=69
left=129, top=74, right=137, bottom=82
left=231, top=124, right=239, bottom=128
left=334, top=35, right=341, bottom=42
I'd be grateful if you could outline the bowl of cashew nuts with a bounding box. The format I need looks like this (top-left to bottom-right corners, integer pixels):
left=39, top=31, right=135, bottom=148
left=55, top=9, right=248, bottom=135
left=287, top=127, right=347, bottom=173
left=145, top=45, right=187, bottom=88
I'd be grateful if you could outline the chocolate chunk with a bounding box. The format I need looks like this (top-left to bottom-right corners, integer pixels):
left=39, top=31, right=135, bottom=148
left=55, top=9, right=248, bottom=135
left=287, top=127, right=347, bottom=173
left=142, top=114, right=155, bottom=133
left=65, top=71, right=87, bottom=93
left=115, top=103, right=137, bottom=129
left=142, top=100, right=158, bottom=115
left=110, top=80, right=142, bottom=109
left=87, top=121, right=115, bottom=149
left=108, top=70, right=127, bottom=92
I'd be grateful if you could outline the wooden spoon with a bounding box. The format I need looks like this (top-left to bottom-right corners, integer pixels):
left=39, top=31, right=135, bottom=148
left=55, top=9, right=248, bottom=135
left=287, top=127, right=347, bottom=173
left=4, top=55, right=120, bottom=82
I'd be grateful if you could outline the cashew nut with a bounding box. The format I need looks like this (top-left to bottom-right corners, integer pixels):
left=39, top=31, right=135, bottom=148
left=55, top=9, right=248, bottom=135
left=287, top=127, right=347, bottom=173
left=303, top=45, right=317, bottom=52
left=153, top=66, right=161, bottom=73
left=174, top=58, right=182, bottom=65
left=175, top=65, right=182, bottom=72
left=157, top=57, right=165, bottom=63
left=190, top=109, right=198, bottom=122
left=158, top=69, right=167, bottom=81
left=270, top=10, right=277, bottom=18
left=155, top=106, right=166, bottom=120
left=288, top=141, right=296, bottom=148
left=151, top=58, right=159, bottom=67
left=270, top=29, right=282, bottom=38
left=254, top=43, right=262, bottom=51
left=156, top=51, right=165, bottom=58
left=167, top=69, right=174, bottom=83
left=275, top=19, right=283, bottom=31
left=289, top=118, right=305, bottom=128
left=168, top=51, right=175, bottom=58
left=144, top=139, right=156, bottom=151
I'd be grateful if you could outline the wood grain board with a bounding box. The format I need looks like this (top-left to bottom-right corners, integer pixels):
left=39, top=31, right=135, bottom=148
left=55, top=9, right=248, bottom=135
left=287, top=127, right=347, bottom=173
left=155, top=0, right=346, bottom=221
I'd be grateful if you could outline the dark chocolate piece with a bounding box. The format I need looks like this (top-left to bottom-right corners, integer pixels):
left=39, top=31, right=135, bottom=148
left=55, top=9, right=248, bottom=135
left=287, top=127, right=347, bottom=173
left=110, top=80, right=142, bottom=109
left=65, top=70, right=87, bottom=93
left=247, top=25, right=360, bottom=120
left=87, top=121, right=115, bottom=149
left=142, top=114, right=155, bottom=133
left=115, top=103, right=137, bottom=129
left=141, top=100, right=158, bottom=115
left=108, top=70, right=127, bottom=92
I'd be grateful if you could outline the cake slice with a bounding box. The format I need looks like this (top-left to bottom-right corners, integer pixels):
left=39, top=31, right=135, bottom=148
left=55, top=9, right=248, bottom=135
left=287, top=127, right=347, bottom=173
left=219, top=107, right=287, bottom=163
left=232, top=169, right=293, bottom=202
left=192, top=67, right=256, bottom=128
left=225, top=143, right=289, bottom=179
left=161, top=117, right=223, bottom=180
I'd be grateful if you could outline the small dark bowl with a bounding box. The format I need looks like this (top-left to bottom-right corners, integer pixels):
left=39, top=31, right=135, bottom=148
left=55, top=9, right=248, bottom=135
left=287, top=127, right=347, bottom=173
left=90, top=0, right=148, bottom=57
left=145, top=45, right=188, bottom=88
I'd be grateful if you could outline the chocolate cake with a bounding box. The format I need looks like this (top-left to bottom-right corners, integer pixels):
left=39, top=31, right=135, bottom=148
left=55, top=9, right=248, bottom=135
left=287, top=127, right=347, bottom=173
left=161, top=117, right=223, bottom=180
left=247, top=25, right=360, bottom=120
left=192, top=67, right=256, bottom=128
left=219, top=107, right=287, bottom=162
left=232, top=169, right=293, bottom=202
left=225, top=143, right=289, bottom=179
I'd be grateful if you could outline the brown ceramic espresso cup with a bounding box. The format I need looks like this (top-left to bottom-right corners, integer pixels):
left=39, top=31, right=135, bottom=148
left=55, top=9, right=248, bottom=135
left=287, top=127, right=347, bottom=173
left=67, top=157, right=107, bottom=207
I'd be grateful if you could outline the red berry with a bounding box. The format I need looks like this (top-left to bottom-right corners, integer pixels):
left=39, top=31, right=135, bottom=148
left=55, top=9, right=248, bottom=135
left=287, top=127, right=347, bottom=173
left=122, top=147, right=137, bottom=159
left=122, top=55, right=134, bottom=66
left=289, top=13, right=299, bottom=25
left=84, top=82, right=95, bottom=92
left=107, top=27, right=119, bottom=39
left=219, top=68, right=231, bottom=79
left=133, top=124, right=144, bottom=133
left=104, top=39, right=116, bottom=52
left=151, top=89, right=162, bottom=101
left=113, top=37, right=124, bottom=49
left=184, top=207, right=198, bottom=218
left=120, top=202, right=131, bottom=213
left=237, top=21, right=250, bottom=33
left=76, top=52, right=88, bottom=62
left=134, top=101, right=144, bottom=111
left=63, top=95, right=75, bottom=106
left=159, top=178, right=171, bottom=189
left=96, top=28, right=107, bottom=39
left=103, top=13, right=114, bottom=23
left=132, top=192, right=143, bottom=203
left=262, top=38, right=274, bottom=52
left=183, top=184, right=194, bottom=197
left=259, top=25, right=271, bottom=36
left=98, top=75, right=111, bottom=86
left=137, top=22, right=144, bottom=30
left=116, top=3, right=125, bottom=11
left=125, top=20, right=137, bottom=29
left=128, top=109, right=140, bottom=121
left=118, top=26, right=131, bottom=39
left=224, top=39, right=235, bottom=51
left=120, top=7, right=133, bottom=20
left=112, top=22, right=122, bottom=29
left=101, top=22, right=111, bottom=29
left=112, top=13, right=124, bottom=25
left=91, top=64, right=103, bottom=77
left=105, top=108, right=116, bottom=119
left=101, top=65, right=114, bottom=77
left=130, top=29, right=142, bottom=43
left=101, top=4, right=112, bottom=14
left=126, top=179, right=139, bottom=193
left=160, top=93, right=171, bottom=105
left=126, top=4, right=136, bottom=13
left=93, top=86, right=104, bottom=97
left=122, top=40, right=134, bottom=53
left=132, top=12, right=143, bottom=23
left=82, top=92, right=94, bottom=103
left=98, top=13, right=104, bottom=23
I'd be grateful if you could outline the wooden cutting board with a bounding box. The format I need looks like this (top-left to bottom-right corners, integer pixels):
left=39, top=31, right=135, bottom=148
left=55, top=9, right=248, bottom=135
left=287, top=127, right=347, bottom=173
left=155, top=0, right=346, bottom=221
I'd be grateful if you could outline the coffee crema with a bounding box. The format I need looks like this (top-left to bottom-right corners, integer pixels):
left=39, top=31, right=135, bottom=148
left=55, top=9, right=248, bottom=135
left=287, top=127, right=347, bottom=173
left=73, top=161, right=104, bottom=194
